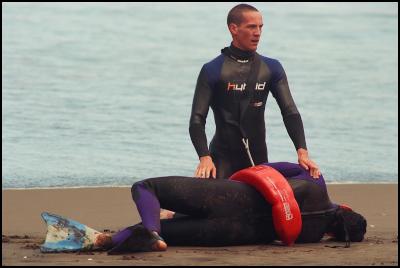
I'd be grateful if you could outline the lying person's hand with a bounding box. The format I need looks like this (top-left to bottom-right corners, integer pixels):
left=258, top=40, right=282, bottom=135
left=194, top=156, right=217, bottom=179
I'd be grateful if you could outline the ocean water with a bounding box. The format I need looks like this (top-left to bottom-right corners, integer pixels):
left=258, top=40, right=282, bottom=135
left=2, top=3, right=398, bottom=188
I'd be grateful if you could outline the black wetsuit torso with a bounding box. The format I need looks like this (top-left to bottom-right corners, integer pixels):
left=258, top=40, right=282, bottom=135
left=189, top=45, right=307, bottom=178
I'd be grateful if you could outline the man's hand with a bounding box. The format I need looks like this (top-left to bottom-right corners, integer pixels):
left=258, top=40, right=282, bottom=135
left=194, top=156, right=217, bottom=179
left=297, top=148, right=321, bottom=179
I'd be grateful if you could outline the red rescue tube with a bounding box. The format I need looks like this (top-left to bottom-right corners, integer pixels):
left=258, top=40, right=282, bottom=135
left=230, top=165, right=302, bottom=246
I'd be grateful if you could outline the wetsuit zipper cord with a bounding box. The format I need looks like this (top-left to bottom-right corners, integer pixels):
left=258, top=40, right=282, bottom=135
left=242, top=138, right=255, bottom=167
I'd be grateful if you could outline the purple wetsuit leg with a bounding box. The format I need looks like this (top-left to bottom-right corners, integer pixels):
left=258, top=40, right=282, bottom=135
left=131, top=182, right=161, bottom=233
left=111, top=228, right=133, bottom=246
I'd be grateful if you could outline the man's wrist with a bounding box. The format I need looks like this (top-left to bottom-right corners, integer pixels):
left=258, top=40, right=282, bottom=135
left=297, top=148, right=308, bottom=157
left=200, top=155, right=212, bottom=161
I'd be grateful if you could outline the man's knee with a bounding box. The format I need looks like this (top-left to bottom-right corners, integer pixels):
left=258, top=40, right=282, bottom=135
left=131, top=180, right=151, bottom=201
left=131, top=181, right=142, bottom=200
left=131, top=178, right=159, bottom=201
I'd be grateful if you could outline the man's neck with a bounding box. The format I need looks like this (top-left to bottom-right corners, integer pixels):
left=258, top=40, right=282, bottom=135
left=229, top=43, right=255, bottom=61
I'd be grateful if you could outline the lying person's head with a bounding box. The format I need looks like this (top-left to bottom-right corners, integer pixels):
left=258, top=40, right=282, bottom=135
left=328, top=205, right=367, bottom=246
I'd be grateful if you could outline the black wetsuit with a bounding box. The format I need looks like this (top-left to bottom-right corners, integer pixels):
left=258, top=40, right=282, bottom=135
left=189, top=45, right=307, bottom=178
left=129, top=162, right=338, bottom=246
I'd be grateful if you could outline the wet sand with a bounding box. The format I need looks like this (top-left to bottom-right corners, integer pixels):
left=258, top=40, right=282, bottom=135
left=2, top=184, right=398, bottom=266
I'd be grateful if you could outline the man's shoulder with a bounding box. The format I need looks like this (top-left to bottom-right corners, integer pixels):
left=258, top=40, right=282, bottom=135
left=258, top=54, right=283, bottom=70
left=203, top=53, right=225, bottom=70
left=258, top=54, right=286, bottom=78
left=200, top=54, right=225, bottom=84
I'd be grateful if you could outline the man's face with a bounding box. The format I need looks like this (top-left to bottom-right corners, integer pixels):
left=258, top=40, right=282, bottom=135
left=230, top=11, right=263, bottom=52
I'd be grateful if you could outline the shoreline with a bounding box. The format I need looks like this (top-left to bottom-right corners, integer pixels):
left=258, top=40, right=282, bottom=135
left=2, top=181, right=399, bottom=191
left=2, top=184, right=398, bottom=265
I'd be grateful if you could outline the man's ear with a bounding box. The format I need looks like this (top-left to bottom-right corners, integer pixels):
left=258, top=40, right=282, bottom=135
left=228, top=23, right=239, bottom=36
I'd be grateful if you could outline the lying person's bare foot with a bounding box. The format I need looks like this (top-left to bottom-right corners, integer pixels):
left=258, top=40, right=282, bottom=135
left=151, top=232, right=167, bottom=251
left=160, top=209, right=175, bottom=219
left=94, top=233, right=113, bottom=249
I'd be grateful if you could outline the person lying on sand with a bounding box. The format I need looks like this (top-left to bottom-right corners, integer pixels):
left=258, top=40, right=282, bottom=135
left=41, top=162, right=366, bottom=254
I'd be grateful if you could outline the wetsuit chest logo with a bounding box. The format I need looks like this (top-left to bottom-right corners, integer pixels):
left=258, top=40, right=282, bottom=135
left=227, top=82, right=246, bottom=91
left=226, top=82, right=266, bottom=91
left=255, top=82, right=266, bottom=91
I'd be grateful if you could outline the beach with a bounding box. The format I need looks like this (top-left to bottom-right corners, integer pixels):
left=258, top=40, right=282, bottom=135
left=2, top=183, right=398, bottom=266
left=3, top=3, right=398, bottom=266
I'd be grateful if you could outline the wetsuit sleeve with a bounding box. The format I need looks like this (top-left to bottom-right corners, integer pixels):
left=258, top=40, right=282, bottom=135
left=270, top=61, right=307, bottom=150
left=189, top=65, right=213, bottom=157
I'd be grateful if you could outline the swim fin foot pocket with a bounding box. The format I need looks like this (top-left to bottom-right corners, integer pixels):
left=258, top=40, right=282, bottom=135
left=108, top=225, right=165, bottom=255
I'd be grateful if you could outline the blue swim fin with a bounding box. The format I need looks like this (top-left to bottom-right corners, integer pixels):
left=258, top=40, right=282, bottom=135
left=40, top=212, right=101, bottom=253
